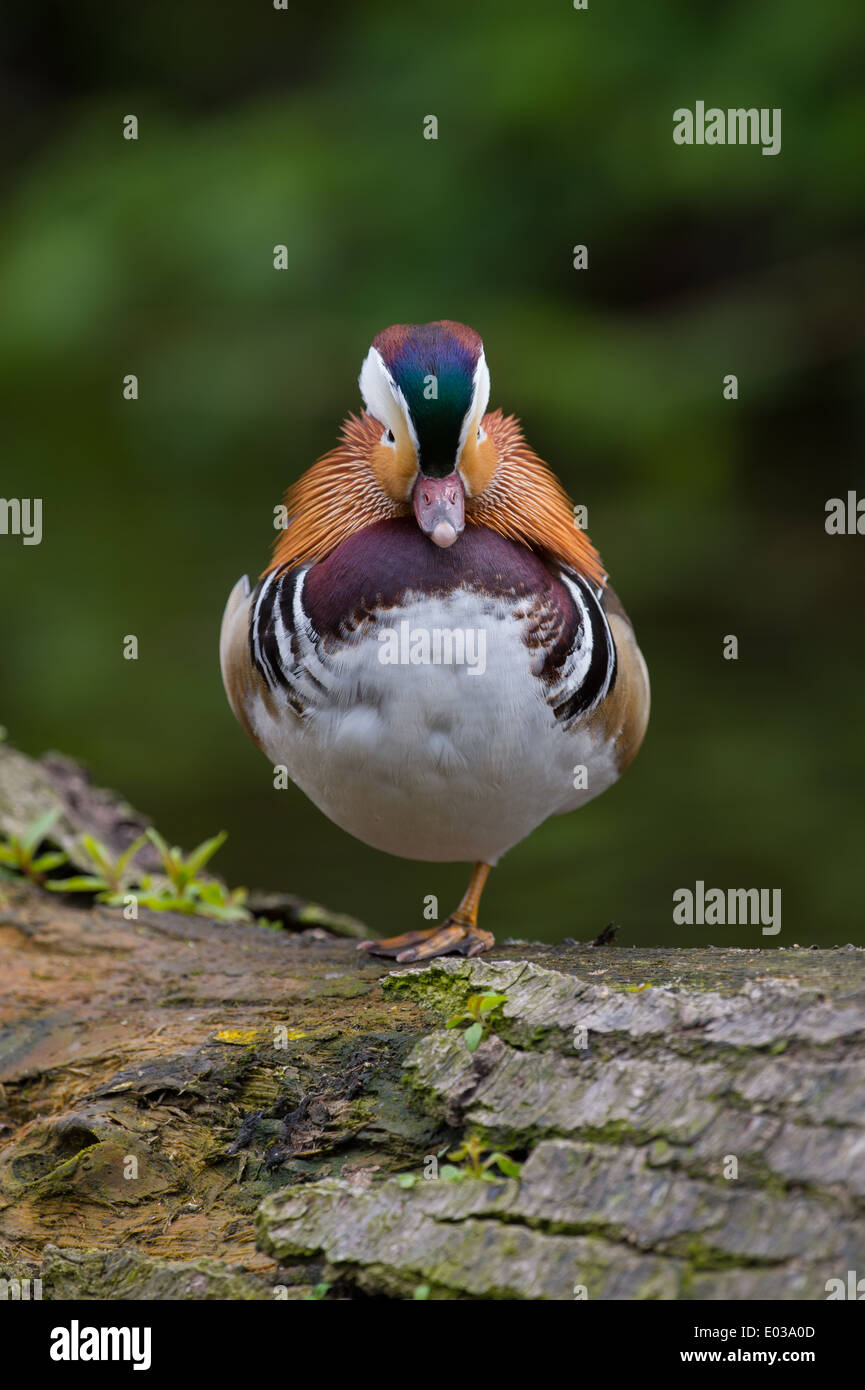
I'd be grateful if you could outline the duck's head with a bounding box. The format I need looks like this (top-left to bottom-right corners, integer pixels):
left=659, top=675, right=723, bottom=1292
left=268, top=319, right=606, bottom=588
left=359, top=320, right=497, bottom=549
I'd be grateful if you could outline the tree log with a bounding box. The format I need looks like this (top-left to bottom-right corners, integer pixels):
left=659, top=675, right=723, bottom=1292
left=1, top=747, right=863, bottom=1300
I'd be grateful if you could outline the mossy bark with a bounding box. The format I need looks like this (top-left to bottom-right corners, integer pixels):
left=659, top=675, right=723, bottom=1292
left=259, top=954, right=865, bottom=1300
left=1, top=746, right=863, bottom=1300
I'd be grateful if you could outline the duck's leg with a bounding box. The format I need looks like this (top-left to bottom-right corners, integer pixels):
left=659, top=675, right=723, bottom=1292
left=357, top=863, right=495, bottom=963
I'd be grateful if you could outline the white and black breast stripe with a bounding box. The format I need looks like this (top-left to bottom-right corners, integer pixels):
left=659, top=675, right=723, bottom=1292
left=547, top=573, right=617, bottom=728
left=251, top=562, right=615, bottom=729
left=250, top=570, right=282, bottom=692
left=249, top=567, right=330, bottom=715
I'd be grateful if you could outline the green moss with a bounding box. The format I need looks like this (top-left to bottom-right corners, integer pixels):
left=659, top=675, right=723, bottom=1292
left=672, top=1235, right=783, bottom=1272
left=384, top=966, right=477, bottom=1021
left=305, top=977, right=371, bottom=1000
left=646, top=1139, right=674, bottom=1166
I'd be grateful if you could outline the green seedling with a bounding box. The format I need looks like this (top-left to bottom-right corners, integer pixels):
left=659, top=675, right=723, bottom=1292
left=441, top=1132, right=522, bottom=1182
left=303, top=1282, right=332, bottom=1301
left=138, top=876, right=252, bottom=923
left=445, top=991, right=508, bottom=1051
left=133, top=829, right=252, bottom=921
left=0, top=809, right=67, bottom=885
left=6, top=807, right=256, bottom=926
left=144, top=828, right=227, bottom=893
left=46, top=831, right=148, bottom=897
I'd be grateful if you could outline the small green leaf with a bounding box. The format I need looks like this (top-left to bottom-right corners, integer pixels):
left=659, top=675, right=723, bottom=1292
left=489, top=1154, right=522, bottom=1178
left=30, top=851, right=68, bottom=874
left=304, top=1281, right=332, bottom=1301
left=200, top=901, right=251, bottom=922
left=80, top=834, right=111, bottom=874
left=412, top=1285, right=431, bottom=1300
left=45, top=874, right=108, bottom=893
left=115, top=833, right=148, bottom=876
left=193, top=880, right=219, bottom=902
left=137, top=892, right=194, bottom=913
left=398, top=1174, right=417, bottom=1189
left=477, top=993, right=508, bottom=1013
left=144, top=827, right=172, bottom=870
left=21, top=808, right=61, bottom=855
left=438, top=1164, right=464, bottom=1182
left=184, top=831, right=228, bottom=878
left=463, top=1021, right=484, bottom=1051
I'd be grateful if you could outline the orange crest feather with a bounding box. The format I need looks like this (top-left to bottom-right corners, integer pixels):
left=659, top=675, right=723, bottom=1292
left=266, top=409, right=606, bottom=589
left=267, top=414, right=406, bottom=575
left=468, top=411, right=606, bottom=587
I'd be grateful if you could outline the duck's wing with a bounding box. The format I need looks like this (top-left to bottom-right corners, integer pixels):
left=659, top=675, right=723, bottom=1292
left=540, top=573, right=649, bottom=775
left=591, top=583, right=650, bottom=775
left=220, top=564, right=342, bottom=752
left=540, top=572, right=618, bottom=730
left=220, top=573, right=270, bottom=751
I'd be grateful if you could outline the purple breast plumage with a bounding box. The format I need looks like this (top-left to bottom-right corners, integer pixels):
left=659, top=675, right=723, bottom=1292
left=248, top=518, right=617, bottom=731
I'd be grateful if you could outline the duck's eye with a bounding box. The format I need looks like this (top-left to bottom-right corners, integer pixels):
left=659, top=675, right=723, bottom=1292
left=477, top=425, right=487, bottom=443
left=383, top=428, right=395, bottom=445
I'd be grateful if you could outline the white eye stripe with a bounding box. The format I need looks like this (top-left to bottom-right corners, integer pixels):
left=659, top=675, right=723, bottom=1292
left=457, top=349, right=491, bottom=459
left=359, top=346, right=419, bottom=450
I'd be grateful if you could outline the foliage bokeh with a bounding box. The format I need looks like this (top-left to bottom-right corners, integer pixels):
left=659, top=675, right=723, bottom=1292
left=1, top=0, right=863, bottom=946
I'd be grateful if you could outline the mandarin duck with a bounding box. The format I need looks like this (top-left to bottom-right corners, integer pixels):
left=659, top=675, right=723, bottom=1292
left=220, top=321, right=649, bottom=962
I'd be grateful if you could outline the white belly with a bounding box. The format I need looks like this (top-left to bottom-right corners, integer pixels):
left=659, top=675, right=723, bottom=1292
left=247, top=591, right=619, bottom=864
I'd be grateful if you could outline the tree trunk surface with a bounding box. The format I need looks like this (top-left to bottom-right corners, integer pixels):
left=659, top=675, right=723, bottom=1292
left=1, top=746, right=863, bottom=1301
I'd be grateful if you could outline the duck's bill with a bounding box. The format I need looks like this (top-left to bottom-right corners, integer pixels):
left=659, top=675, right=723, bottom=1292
left=412, top=471, right=465, bottom=548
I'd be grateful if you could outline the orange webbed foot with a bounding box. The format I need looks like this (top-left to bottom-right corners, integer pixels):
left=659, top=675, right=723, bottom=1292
left=356, top=920, right=494, bottom=964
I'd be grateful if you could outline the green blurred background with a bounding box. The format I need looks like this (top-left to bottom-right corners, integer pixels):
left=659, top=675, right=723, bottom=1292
left=1, top=0, right=863, bottom=947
